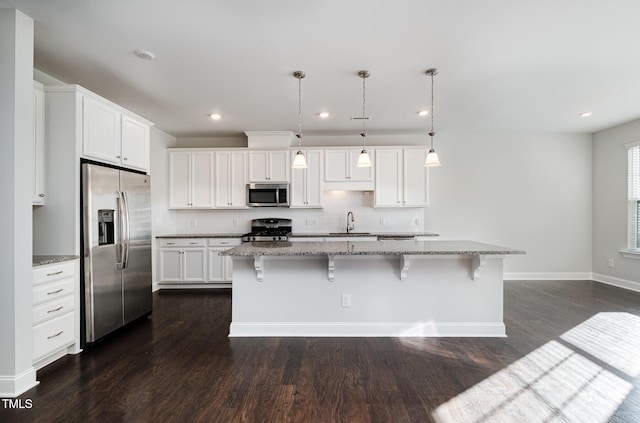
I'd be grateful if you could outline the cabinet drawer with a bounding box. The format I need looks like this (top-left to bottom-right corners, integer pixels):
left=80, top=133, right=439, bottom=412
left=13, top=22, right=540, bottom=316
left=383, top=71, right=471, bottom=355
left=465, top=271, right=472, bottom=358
left=208, top=238, right=241, bottom=247
left=32, top=296, right=75, bottom=325
left=32, top=312, right=75, bottom=360
left=33, top=261, right=75, bottom=285
left=33, top=278, right=74, bottom=305
left=159, top=239, right=206, bottom=248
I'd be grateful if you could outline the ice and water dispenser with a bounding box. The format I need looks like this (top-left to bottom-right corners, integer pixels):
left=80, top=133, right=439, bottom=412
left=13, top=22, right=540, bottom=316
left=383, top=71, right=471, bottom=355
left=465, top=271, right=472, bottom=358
left=98, top=209, right=115, bottom=246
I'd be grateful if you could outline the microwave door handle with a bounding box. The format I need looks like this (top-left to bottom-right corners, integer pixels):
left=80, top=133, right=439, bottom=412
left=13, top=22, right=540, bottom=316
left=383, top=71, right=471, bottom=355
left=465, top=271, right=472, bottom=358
left=275, top=188, right=279, bottom=205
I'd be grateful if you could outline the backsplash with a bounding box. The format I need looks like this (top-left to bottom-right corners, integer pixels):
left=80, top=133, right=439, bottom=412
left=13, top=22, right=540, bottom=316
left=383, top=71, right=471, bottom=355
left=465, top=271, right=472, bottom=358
left=173, top=191, right=425, bottom=234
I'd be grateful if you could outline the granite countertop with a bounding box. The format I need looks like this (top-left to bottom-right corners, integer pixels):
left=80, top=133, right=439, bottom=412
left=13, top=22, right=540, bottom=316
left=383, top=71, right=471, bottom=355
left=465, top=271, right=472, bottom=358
left=290, top=232, right=439, bottom=239
left=33, top=255, right=79, bottom=267
left=219, top=240, right=525, bottom=257
left=156, top=233, right=244, bottom=239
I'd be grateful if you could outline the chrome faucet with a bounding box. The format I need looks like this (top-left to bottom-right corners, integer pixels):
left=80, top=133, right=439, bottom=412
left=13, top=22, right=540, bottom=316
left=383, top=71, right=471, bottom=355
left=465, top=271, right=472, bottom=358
left=346, top=211, right=355, bottom=233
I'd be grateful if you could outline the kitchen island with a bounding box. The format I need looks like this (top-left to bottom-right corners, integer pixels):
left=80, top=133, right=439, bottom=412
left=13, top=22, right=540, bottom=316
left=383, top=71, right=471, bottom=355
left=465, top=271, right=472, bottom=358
left=220, top=240, right=525, bottom=337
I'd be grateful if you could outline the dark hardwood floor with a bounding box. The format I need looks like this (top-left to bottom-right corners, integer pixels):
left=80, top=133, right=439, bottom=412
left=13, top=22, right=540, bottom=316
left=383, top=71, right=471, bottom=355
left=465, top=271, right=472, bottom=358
left=2, top=281, right=639, bottom=422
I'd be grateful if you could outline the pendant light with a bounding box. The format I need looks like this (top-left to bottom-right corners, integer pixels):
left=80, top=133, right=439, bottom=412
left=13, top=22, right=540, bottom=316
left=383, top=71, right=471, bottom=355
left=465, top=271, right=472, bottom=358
left=356, top=70, right=372, bottom=167
left=292, top=71, right=308, bottom=169
left=425, top=68, right=441, bottom=167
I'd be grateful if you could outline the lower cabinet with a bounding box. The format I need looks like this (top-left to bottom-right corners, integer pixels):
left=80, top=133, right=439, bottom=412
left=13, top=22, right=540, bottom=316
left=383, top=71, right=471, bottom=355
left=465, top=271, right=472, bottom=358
left=32, top=259, right=80, bottom=370
left=157, top=238, right=241, bottom=288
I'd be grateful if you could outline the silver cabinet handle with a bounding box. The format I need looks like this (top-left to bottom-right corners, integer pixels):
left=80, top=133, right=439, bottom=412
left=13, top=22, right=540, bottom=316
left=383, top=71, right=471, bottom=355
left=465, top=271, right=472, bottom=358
left=47, top=288, right=63, bottom=295
left=189, top=242, right=198, bottom=245
left=47, top=270, right=63, bottom=276
left=116, top=155, right=121, bottom=159
left=39, top=193, right=45, bottom=197
left=123, top=157, right=128, bottom=161
left=47, top=306, right=64, bottom=314
left=166, top=242, right=175, bottom=245
left=47, top=331, right=63, bottom=339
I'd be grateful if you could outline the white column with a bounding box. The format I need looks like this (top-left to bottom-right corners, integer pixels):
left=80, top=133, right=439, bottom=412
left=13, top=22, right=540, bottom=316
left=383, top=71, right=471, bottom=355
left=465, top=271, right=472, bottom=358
left=0, top=9, right=38, bottom=397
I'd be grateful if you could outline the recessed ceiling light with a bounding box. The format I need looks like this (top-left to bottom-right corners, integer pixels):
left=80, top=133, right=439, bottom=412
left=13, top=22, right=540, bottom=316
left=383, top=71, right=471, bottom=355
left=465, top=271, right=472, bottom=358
left=418, top=110, right=429, bottom=116
left=579, top=112, right=593, bottom=117
left=135, top=49, right=155, bottom=60
left=319, top=112, right=330, bottom=119
left=210, top=113, right=222, bottom=120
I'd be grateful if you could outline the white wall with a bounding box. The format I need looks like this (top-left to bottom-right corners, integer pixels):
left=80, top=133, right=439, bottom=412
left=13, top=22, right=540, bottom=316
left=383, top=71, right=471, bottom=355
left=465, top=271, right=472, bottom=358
left=592, top=119, right=640, bottom=290
left=0, top=8, right=37, bottom=397
left=150, top=127, right=177, bottom=290
left=428, top=132, right=593, bottom=276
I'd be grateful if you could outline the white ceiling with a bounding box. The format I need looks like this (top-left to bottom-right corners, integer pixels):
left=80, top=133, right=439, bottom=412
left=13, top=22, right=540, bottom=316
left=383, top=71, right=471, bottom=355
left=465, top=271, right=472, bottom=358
left=3, top=0, right=640, bottom=137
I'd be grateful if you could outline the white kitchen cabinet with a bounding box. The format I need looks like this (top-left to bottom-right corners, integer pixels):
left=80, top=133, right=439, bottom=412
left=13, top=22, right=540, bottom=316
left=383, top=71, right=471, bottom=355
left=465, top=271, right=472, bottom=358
left=168, top=150, right=214, bottom=208
left=290, top=150, right=323, bottom=208
left=215, top=150, right=247, bottom=208
left=248, top=150, right=290, bottom=182
left=374, top=148, right=428, bottom=207
left=82, top=93, right=152, bottom=171
left=158, top=239, right=207, bottom=284
left=324, top=148, right=374, bottom=191
left=158, top=238, right=240, bottom=287
left=32, top=259, right=79, bottom=370
left=33, top=81, right=46, bottom=205
left=208, top=238, right=241, bottom=282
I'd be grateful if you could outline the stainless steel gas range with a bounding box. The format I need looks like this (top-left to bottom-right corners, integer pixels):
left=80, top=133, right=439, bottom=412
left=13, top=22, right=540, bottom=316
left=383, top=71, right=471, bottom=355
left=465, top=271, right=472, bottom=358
left=241, top=218, right=292, bottom=242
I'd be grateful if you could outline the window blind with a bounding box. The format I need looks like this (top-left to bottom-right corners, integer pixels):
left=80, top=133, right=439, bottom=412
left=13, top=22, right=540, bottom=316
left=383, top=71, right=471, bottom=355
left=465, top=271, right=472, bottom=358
left=627, top=142, right=640, bottom=250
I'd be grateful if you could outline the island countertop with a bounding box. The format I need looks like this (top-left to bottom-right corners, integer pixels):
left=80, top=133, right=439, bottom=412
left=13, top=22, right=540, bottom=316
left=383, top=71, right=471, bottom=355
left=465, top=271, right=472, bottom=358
left=219, top=240, right=525, bottom=257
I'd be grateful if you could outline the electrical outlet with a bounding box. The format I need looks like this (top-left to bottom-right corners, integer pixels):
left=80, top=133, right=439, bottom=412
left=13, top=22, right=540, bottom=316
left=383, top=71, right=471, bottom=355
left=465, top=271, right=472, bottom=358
left=380, top=218, right=386, bottom=226
left=607, top=259, right=615, bottom=268
left=233, top=219, right=238, bottom=227
left=306, top=218, right=318, bottom=226
left=414, top=217, right=420, bottom=225
left=341, top=294, right=351, bottom=308
left=190, top=219, right=197, bottom=228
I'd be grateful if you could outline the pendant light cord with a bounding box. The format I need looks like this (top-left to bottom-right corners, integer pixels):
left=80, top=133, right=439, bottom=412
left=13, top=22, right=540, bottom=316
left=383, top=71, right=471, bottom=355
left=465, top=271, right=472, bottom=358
left=362, top=73, right=367, bottom=149
left=429, top=70, right=435, bottom=150
left=297, top=75, right=303, bottom=149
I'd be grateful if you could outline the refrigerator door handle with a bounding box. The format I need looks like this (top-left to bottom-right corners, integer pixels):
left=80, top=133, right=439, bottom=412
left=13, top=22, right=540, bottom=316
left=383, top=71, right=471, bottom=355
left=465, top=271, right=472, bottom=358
left=121, top=191, right=131, bottom=269
left=115, top=191, right=125, bottom=270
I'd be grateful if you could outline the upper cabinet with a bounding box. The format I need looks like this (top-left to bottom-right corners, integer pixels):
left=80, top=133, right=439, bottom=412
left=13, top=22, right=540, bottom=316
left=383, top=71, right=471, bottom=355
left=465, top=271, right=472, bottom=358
left=374, top=148, right=429, bottom=207
left=168, top=151, right=214, bottom=209
left=248, top=150, right=290, bottom=182
left=33, top=81, right=46, bottom=205
left=290, top=150, right=323, bottom=208
left=214, top=150, right=247, bottom=208
left=324, top=148, right=374, bottom=191
left=82, top=94, right=151, bottom=171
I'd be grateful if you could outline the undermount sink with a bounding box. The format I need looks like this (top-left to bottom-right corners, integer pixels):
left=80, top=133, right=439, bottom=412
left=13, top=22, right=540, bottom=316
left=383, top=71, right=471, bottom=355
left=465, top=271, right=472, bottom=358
left=329, top=232, right=371, bottom=235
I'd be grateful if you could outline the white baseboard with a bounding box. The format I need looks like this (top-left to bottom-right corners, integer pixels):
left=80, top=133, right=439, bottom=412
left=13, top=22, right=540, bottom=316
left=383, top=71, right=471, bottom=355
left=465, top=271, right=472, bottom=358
left=0, top=367, right=38, bottom=398
left=592, top=273, right=640, bottom=293
left=229, top=322, right=506, bottom=338
left=504, top=272, right=593, bottom=280
left=157, top=283, right=231, bottom=290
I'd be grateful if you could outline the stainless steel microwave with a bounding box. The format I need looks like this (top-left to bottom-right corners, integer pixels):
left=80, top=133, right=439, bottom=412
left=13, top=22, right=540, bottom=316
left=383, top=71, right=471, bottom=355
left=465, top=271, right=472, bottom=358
left=247, top=183, right=289, bottom=207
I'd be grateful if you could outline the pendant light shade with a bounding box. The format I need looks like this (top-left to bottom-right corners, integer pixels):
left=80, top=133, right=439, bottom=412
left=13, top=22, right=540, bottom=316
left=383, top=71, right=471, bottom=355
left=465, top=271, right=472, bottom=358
left=292, top=71, right=308, bottom=169
left=356, top=70, right=372, bottom=168
left=424, top=68, right=442, bottom=167
left=292, top=150, right=308, bottom=169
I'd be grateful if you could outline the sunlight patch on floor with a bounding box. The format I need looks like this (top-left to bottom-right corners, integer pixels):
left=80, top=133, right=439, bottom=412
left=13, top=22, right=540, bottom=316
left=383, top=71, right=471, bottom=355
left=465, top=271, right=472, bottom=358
left=560, top=312, right=640, bottom=378
left=432, top=337, right=633, bottom=422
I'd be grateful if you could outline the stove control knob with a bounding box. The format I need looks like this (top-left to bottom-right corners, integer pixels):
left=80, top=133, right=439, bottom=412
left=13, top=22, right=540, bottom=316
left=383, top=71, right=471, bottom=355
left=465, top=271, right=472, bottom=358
left=252, top=236, right=256, bottom=241
left=273, top=236, right=277, bottom=241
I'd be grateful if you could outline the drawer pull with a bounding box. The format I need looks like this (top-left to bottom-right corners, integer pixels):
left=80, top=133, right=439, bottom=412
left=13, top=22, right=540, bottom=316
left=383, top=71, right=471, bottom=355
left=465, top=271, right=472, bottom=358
left=47, top=288, right=64, bottom=295
left=47, top=270, right=64, bottom=277
left=166, top=242, right=176, bottom=245
left=220, top=242, right=229, bottom=245
left=47, top=306, right=64, bottom=314
left=47, top=331, right=64, bottom=339
left=189, top=242, right=198, bottom=245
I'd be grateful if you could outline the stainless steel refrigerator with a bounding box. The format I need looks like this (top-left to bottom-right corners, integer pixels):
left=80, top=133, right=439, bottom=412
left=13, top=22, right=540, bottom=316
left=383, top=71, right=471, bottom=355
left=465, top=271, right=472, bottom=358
left=81, top=162, right=152, bottom=345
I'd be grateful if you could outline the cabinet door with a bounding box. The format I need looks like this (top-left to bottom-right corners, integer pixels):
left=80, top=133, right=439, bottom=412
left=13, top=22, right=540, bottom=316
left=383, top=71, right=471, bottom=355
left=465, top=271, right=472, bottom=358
left=349, top=149, right=374, bottom=182
left=375, top=149, right=402, bottom=206
left=223, top=256, right=234, bottom=281
left=248, top=151, right=269, bottom=181
left=158, top=249, right=182, bottom=282
left=403, top=149, right=429, bottom=206
left=168, top=151, right=191, bottom=208
left=121, top=115, right=149, bottom=171
left=214, top=151, right=232, bottom=207
left=208, top=248, right=226, bottom=282
left=230, top=151, right=247, bottom=207
left=33, top=82, right=45, bottom=204
left=83, top=95, right=121, bottom=164
left=290, top=151, right=306, bottom=207
left=324, top=150, right=349, bottom=181
left=191, top=151, right=214, bottom=208
left=268, top=150, right=290, bottom=182
left=183, top=249, right=206, bottom=282
left=305, top=150, right=323, bottom=207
